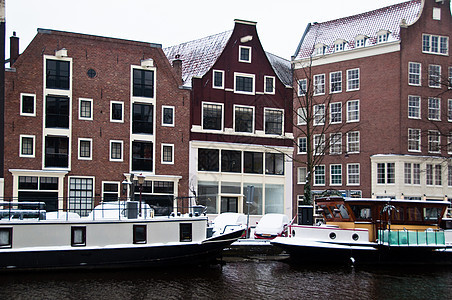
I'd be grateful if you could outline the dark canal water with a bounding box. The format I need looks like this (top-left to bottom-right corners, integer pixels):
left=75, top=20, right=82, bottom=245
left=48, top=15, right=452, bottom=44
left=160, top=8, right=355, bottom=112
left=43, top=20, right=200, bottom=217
left=1, top=260, right=451, bottom=300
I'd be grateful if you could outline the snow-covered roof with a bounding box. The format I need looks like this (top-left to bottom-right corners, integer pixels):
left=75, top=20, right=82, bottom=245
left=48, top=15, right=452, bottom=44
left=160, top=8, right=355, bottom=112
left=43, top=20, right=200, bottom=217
left=266, top=52, right=292, bottom=87
left=293, top=0, right=422, bottom=60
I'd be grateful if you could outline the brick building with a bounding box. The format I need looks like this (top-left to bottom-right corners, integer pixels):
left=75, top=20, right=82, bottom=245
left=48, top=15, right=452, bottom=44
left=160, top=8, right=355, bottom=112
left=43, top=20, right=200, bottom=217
left=293, top=0, right=451, bottom=208
left=3, top=29, right=191, bottom=215
left=165, top=20, right=294, bottom=221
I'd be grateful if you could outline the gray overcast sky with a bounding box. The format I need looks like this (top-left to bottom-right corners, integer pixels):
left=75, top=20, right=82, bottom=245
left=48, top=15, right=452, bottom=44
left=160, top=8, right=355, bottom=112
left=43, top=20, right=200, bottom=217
left=7, top=0, right=415, bottom=59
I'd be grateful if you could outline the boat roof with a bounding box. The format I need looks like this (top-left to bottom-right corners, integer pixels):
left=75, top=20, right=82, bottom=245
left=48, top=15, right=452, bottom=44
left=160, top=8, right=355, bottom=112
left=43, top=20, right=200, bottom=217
left=317, top=197, right=451, bottom=206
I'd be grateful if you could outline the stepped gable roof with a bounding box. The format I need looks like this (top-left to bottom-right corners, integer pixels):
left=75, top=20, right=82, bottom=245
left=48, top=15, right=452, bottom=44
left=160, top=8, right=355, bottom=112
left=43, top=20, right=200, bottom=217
left=293, top=0, right=422, bottom=60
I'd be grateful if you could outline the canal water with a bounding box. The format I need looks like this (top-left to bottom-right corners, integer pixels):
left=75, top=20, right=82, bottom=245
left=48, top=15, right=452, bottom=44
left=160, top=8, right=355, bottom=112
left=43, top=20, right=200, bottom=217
left=1, top=260, right=451, bottom=299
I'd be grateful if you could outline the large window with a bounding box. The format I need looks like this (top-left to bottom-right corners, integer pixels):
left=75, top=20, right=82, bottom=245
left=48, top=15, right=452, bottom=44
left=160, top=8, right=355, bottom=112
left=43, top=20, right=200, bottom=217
left=198, top=148, right=219, bottom=172
left=264, top=109, right=283, bottom=135
left=314, top=74, right=325, bottom=95
left=330, top=133, right=342, bottom=155
left=234, top=73, right=254, bottom=94
left=133, top=69, right=154, bottom=98
left=408, top=62, right=421, bottom=86
left=69, top=178, right=93, bottom=217
left=347, top=163, right=360, bottom=185
left=422, top=34, right=449, bottom=55
left=428, top=98, right=441, bottom=120
left=234, top=106, right=253, bottom=133
left=347, top=100, right=359, bottom=122
left=133, top=103, right=153, bottom=134
left=428, top=130, right=440, bottom=153
left=428, top=65, right=441, bottom=88
left=45, top=136, right=69, bottom=168
left=330, top=71, right=342, bottom=93
left=221, top=150, right=241, bottom=173
left=347, top=131, right=360, bottom=154
left=46, top=96, right=69, bottom=128
left=203, top=103, right=223, bottom=130
left=377, top=163, right=395, bottom=184
left=330, top=164, right=342, bottom=186
left=244, top=151, right=263, bottom=174
left=314, top=165, right=325, bottom=186
left=408, top=95, right=421, bottom=119
left=313, top=134, right=325, bottom=156
left=408, top=128, right=421, bottom=152
left=46, top=59, right=70, bottom=90
left=265, top=153, right=284, bottom=175
left=132, top=141, right=153, bottom=171
left=330, top=102, right=342, bottom=124
left=313, top=104, right=325, bottom=125
left=347, top=68, right=359, bottom=91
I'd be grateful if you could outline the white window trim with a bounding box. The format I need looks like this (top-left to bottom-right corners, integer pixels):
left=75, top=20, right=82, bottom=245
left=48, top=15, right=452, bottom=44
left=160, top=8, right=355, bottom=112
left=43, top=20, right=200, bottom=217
left=20, top=93, right=36, bottom=117
left=238, top=45, right=252, bottom=63
left=110, top=101, right=124, bottom=123
left=329, top=102, right=342, bottom=124
left=329, top=71, right=342, bottom=94
left=202, top=101, right=224, bottom=132
left=408, top=62, right=421, bottom=86
left=130, top=65, right=156, bottom=101
left=102, top=181, right=120, bottom=199
left=428, top=130, right=441, bottom=154
left=297, top=136, right=307, bottom=154
left=428, top=97, right=441, bottom=121
left=346, top=68, right=360, bottom=91
left=313, top=104, right=325, bottom=126
left=212, top=70, right=225, bottom=89
left=449, top=67, right=452, bottom=89
left=347, top=163, right=360, bottom=186
left=297, top=167, right=307, bottom=184
left=329, top=132, right=342, bottom=155
left=264, top=107, right=284, bottom=136
left=313, top=165, right=326, bottom=186
left=298, top=79, right=307, bottom=96
left=297, top=107, right=307, bottom=126
left=78, top=98, right=93, bottom=120
left=234, top=72, right=255, bottom=95
left=78, top=138, right=92, bottom=161
left=162, top=105, right=175, bottom=127
left=346, top=131, right=360, bottom=154
left=233, top=104, right=255, bottom=134
left=448, top=134, right=452, bottom=154
left=313, top=74, right=325, bottom=96
left=408, top=95, right=421, bottom=119
left=346, top=99, right=360, bottom=123
left=264, top=76, right=276, bottom=94
left=161, top=143, right=174, bottom=165
left=377, top=30, right=389, bottom=43
left=19, top=134, right=35, bottom=158
left=330, top=164, right=342, bottom=186
left=448, top=99, right=452, bottom=122
left=313, top=134, right=325, bottom=156
left=422, top=34, right=449, bottom=56
left=109, top=140, right=123, bottom=162
left=408, top=128, right=421, bottom=152
left=428, top=64, right=442, bottom=88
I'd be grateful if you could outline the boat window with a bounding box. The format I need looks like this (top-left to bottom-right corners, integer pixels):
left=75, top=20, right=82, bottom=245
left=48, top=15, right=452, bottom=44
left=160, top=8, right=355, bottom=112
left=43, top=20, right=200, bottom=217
left=337, top=204, right=350, bottom=219
left=0, top=228, right=12, bottom=248
left=329, top=206, right=341, bottom=218
left=407, top=207, right=422, bottom=222
left=424, top=207, right=441, bottom=221
left=350, top=205, right=372, bottom=220
left=319, top=205, right=332, bottom=219
left=71, top=227, right=86, bottom=247
left=390, top=207, right=404, bottom=221
left=180, top=223, right=192, bottom=242
left=133, top=225, right=147, bottom=244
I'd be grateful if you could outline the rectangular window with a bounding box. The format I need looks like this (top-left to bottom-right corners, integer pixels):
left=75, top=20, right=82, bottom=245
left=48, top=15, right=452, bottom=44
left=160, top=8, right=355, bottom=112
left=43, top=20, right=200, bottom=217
left=404, top=163, right=412, bottom=184
left=133, top=103, right=154, bottom=134
left=45, top=136, right=69, bottom=168
left=110, top=140, right=123, bottom=162
left=79, top=98, right=92, bottom=120
left=234, top=73, right=255, bottom=94
left=435, top=165, right=442, bottom=186
left=244, top=151, right=263, bottom=174
left=347, top=100, right=359, bottom=122
left=133, top=69, right=154, bottom=98
left=234, top=105, right=254, bottom=133
left=20, top=135, right=35, bottom=158
left=110, top=101, right=124, bottom=123
left=387, top=163, right=395, bottom=184
left=408, top=62, right=421, bottom=86
left=239, top=46, right=251, bottom=63
left=314, top=165, right=325, bottom=186
left=330, top=102, right=342, bottom=124
left=298, top=137, right=307, bottom=154
left=162, top=144, right=174, bottom=164
left=213, top=70, right=224, bottom=89
left=330, top=133, right=342, bottom=155
left=422, top=34, right=449, bottom=55
left=426, top=164, right=433, bottom=185
left=298, top=79, right=307, bottom=96
left=78, top=138, right=92, bottom=160
left=180, top=223, right=193, bottom=242
left=408, top=95, right=421, bottom=119
left=69, top=177, right=93, bottom=217
left=297, top=167, right=307, bottom=184
left=347, top=68, right=359, bottom=91
left=297, top=107, right=307, bottom=125
left=133, top=225, right=147, bottom=244
left=429, top=65, right=441, bottom=88
left=449, top=67, right=452, bottom=89
left=313, top=134, right=325, bottom=156
left=162, top=106, right=175, bottom=127
left=264, top=108, right=283, bottom=135
left=347, top=163, right=360, bottom=185
left=103, top=182, right=119, bottom=202
left=408, top=128, right=421, bottom=152
left=448, top=99, right=452, bottom=121
left=265, top=153, right=284, bottom=175
left=377, top=163, right=395, bottom=184
left=428, top=130, right=441, bottom=153
left=413, top=163, right=421, bottom=185
left=313, top=104, right=325, bottom=125
left=330, top=164, right=342, bottom=186
left=0, top=228, right=12, bottom=248
left=132, top=141, right=153, bottom=171
left=203, top=103, right=223, bottom=130
left=46, top=59, right=70, bottom=90
left=347, top=131, right=360, bottom=153
left=264, top=76, right=275, bottom=94
left=45, top=95, right=69, bottom=128
left=221, top=150, right=241, bottom=173
left=330, top=71, right=342, bottom=93
left=71, top=227, right=86, bottom=247
left=448, top=132, right=452, bottom=154
left=198, top=148, right=219, bottom=172
left=377, top=163, right=385, bottom=184
left=314, top=74, right=325, bottom=95
left=428, top=98, right=441, bottom=120
left=20, top=93, right=36, bottom=116
left=449, top=165, right=452, bottom=186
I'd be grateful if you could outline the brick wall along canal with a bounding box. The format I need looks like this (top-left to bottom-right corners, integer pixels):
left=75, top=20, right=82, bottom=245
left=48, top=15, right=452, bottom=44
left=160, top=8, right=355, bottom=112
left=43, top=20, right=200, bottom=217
left=1, top=260, right=451, bottom=299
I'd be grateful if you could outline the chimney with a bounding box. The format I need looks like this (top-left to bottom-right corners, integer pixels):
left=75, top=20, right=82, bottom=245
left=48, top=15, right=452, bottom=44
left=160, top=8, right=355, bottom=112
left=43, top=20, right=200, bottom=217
left=172, top=54, right=182, bottom=82
left=10, top=31, right=19, bottom=66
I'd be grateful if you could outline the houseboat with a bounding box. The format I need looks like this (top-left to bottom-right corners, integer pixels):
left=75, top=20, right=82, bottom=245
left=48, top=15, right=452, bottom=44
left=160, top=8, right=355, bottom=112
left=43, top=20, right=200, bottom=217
left=0, top=201, right=244, bottom=271
left=272, top=196, right=452, bottom=265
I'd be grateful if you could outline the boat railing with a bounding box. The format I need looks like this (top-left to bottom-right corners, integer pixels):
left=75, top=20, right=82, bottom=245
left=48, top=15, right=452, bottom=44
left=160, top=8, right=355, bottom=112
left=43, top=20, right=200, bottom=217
left=378, top=229, right=446, bottom=247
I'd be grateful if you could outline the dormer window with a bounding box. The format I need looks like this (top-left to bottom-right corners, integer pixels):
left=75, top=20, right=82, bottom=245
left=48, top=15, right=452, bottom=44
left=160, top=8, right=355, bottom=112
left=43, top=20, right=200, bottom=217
left=239, top=46, right=251, bottom=63
left=377, top=30, right=390, bottom=43
left=314, top=43, right=327, bottom=56
left=354, top=35, right=367, bottom=48
left=333, top=40, right=346, bottom=52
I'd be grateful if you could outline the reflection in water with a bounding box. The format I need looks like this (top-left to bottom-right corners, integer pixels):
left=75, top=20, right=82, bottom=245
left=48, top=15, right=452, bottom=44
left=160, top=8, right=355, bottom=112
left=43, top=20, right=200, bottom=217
left=1, top=261, right=451, bottom=300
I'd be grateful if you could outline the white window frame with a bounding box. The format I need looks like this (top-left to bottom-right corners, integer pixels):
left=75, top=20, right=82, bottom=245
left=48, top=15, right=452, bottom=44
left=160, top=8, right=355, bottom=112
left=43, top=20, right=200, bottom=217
left=428, top=130, right=441, bottom=153
left=329, top=71, right=342, bottom=93
left=109, top=140, right=123, bottom=162
left=298, top=137, right=307, bottom=154
left=161, top=143, right=174, bottom=164
left=346, top=131, right=360, bottom=154
left=110, top=101, right=124, bottom=123
left=449, top=67, right=452, bottom=89
left=102, top=181, right=120, bottom=201
left=264, top=76, right=275, bottom=94
left=313, top=134, right=325, bottom=156
left=347, top=163, right=360, bottom=186
left=233, top=104, right=255, bottom=133
left=19, top=134, right=35, bottom=158
left=314, top=165, right=326, bottom=186
left=298, top=79, right=307, bottom=96
left=313, top=104, right=325, bottom=126
left=428, top=64, right=441, bottom=88
left=79, top=98, right=93, bottom=120
left=408, top=62, right=421, bottom=86
left=212, top=70, right=225, bottom=89
left=346, top=68, right=360, bottom=91
left=377, top=30, right=389, bottom=43
left=346, top=100, right=360, bottom=122
left=422, top=34, right=449, bottom=55
left=329, top=133, right=342, bottom=155
left=297, top=167, right=307, bottom=184
left=334, top=42, right=344, bottom=52
left=329, top=102, right=342, bottom=124
left=448, top=133, right=452, bottom=154
left=408, top=95, right=421, bottom=119
left=78, top=138, right=92, bottom=160
left=408, top=128, right=421, bottom=152
left=264, top=107, right=284, bottom=135
left=313, top=74, right=325, bottom=95
left=428, top=97, right=441, bottom=121
left=449, top=99, right=452, bottom=121
left=239, top=46, right=252, bottom=63
left=330, top=164, right=342, bottom=186
left=234, top=72, right=255, bottom=95
left=162, top=105, right=175, bottom=127
left=20, top=93, right=36, bottom=117
left=202, top=101, right=224, bottom=131
left=297, top=107, right=307, bottom=125
left=355, top=37, right=366, bottom=48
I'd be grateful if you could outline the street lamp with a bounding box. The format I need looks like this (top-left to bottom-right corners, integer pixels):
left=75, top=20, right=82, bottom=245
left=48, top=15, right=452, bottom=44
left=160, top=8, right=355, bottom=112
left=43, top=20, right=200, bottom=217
left=137, top=173, right=146, bottom=217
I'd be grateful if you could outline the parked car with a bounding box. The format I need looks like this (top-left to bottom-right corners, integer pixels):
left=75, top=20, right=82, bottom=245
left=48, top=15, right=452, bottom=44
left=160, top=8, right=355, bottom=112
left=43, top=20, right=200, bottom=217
left=254, top=213, right=289, bottom=240
left=211, top=213, right=248, bottom=237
